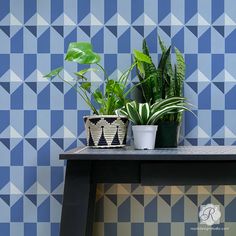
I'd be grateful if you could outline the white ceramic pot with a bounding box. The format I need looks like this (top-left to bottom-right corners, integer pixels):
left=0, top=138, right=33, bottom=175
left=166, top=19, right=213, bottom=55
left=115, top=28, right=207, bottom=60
left=132, top=125, right=158, bottom=150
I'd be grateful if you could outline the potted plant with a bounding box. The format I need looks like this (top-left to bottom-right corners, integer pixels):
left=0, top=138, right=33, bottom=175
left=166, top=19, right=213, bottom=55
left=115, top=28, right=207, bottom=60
left=44, top=42, right=151, bottom=148
left=119, top=97, right=191, bottom=150
left=136, top=37, right=188, bottom=147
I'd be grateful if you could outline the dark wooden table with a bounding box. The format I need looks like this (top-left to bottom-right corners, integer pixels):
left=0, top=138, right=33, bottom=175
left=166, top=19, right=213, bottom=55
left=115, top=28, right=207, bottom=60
left=59, top=146, right=236, bottom=236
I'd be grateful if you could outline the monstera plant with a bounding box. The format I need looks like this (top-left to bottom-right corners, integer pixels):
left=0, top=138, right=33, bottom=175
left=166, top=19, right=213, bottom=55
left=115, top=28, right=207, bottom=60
left=44, top=42, right=151, bottom=148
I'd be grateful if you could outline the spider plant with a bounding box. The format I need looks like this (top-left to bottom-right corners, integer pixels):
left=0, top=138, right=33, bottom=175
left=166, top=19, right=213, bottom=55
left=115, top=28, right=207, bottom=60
left=119, top=97, right=191, bottom=125
left=44, top=42, right=151, bottom=115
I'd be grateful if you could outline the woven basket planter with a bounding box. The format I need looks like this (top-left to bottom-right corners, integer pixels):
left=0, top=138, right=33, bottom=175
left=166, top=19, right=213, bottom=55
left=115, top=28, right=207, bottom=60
left=83, top=115, right=129, bottom=148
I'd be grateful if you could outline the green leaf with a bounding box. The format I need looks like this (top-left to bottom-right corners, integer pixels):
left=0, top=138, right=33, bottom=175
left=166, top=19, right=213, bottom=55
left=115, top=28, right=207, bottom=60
left=80, top=82, right=91, bottom=92
left=125, top=101, right=142, bottom=125
left=138, top=103, right=150, bottom=124
left=43, top=67, right=63, bottom=78
left=151, top=97, right=186, bottom=112
left=93, top=90, right=104, bottom=104
left=133, top=49, right=151, bottom=63
left=65, top=42, right=101, bottom=64
left=75, top=68, right=99, bottom=76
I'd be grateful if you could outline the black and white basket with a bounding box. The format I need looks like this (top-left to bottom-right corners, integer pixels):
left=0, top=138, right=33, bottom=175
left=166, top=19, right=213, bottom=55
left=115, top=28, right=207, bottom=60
left=83, top=115, right=129, bottom=148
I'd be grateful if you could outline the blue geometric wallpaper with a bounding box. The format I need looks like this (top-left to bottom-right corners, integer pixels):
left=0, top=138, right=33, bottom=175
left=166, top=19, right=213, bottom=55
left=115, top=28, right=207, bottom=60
left=0, top=0, right=236, bottom=235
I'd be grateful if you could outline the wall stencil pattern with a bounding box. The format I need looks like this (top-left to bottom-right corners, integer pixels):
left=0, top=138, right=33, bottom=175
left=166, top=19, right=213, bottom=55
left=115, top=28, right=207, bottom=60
left=0, top=0, right=236, bottom=235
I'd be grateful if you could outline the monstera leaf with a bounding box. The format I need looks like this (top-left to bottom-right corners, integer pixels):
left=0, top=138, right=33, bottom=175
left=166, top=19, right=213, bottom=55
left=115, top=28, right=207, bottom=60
left=65, top=42, right=101, bottom=64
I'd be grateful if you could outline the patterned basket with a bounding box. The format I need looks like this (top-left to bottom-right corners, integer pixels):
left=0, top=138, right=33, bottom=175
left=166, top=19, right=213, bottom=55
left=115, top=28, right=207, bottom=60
left=83, top=115, right=129, bottom=148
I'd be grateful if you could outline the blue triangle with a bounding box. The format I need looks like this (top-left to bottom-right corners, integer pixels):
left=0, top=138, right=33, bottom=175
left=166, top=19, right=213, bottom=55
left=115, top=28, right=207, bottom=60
left=0, top=26, right=10, bottom=37
left=79, top=26, right=90, bottom=37
left=25, top=82, right=37, bottom=93
left=106, top=194, right=117, bottom=205
left=52, top=138, right=64, bottom=149
left=186, top=138, right=198, bottom=145
left=160, top=26, right=171, bottom=37
left=186, top=195, right=198, bottom=206
left=186, top=26, right=198, bottom=37
left=213, top=195, right=224, bottom=205
left=213, top=82, right=224, bottom=93
left=213, top=138, right=224, bottom=145
left=213, top=26, right=224, bottom=37
left=52, top=82, right=64, bottom=93
left=133, top=26, right=144, bottom=36
left=0, top=82, right=10, bottom=93
left=26, top=26, right=37, bottom=37
left=0, top=138, right=10, bottom=149
left=78, top=138, right=87, bottom=146
left=186, top=82, right=198, bottom=93
left=26, top=138, right=37, bottom=149
left=52, top=26, right=64, bottom=37
left=0, top=195, right=10, bottom=206
left=26, top=194, right=37, bottom=206
left=52, top=194, right=63, bottom=204
left=106, top=26, right=117, bottom=37
left=133, top=195, right=144, bottom=206
left=160, top=195, right=171, bottom=206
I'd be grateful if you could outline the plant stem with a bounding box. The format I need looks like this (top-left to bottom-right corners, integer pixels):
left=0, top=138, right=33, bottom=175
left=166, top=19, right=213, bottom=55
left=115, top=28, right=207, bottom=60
left=96, top=63, right=109, bottom=81
left=58, top=74, right=98, bottom=115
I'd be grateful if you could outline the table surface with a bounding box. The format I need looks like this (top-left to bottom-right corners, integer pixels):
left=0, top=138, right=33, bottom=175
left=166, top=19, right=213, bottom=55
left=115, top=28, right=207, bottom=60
left=60, top=146, right=236, bottom=161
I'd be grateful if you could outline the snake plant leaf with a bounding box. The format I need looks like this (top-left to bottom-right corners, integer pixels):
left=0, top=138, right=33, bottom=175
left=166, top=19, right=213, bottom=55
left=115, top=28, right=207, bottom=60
left=43, top=67, right=63, bottom=79
left=175, top=47, right=185, bottom=97
left=65, top=42, right=101, bottom=64
left=80, top=82, right=91, bottom=92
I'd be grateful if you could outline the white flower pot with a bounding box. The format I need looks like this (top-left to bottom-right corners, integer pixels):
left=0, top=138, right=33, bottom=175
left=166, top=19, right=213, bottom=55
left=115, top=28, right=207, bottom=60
left=132, top=125, right=158, bottom=150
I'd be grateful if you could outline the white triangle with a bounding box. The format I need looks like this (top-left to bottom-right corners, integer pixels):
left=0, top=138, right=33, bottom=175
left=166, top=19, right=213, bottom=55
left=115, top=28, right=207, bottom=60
left=10, top=183, right=22, bottom=194
left=226, top=72, right=236, bottom=81
left=37, top=14, right=49, bottom=26
left=225, top=14, right=236, bottom=26
left=37, top=183, right=49, bottom=194
left=171, top=14, right=183, bottom=26
left=37, top=70, right=46, bottom=82
left=37, top=126, right=49, bottom=138
left=118, top=14, right=129, bottom=26
left=91, top=14, right=102, bottom=26
left=91, top=71, right=103, bottom=82
left=198, top=70, right=210, bottom=82
left=10, top=126, right=22, bottom=138
left=225, top=127, right=236, bottom=138
left=144, top=14, right=156, bottom=26
left=225, top=70, right=236, bottom=82
left=10, top=70, right=22, bottom=82
left=198, top=127, right=210, bottom=138
left=198, top=14, right=210, bottom=26
left=64, top=127, right=76, bottom=138
left=10, top=14, right=22, bottom=26
left=64, top=13, right=76, bottom=25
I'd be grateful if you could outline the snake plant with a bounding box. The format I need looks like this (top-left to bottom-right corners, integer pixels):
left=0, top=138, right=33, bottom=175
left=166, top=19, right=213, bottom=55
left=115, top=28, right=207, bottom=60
left=136, top=37, right=186, bottom=123
left=119, top=97, right=191, bottom=125
left=44, top=42, right=151, bottom=115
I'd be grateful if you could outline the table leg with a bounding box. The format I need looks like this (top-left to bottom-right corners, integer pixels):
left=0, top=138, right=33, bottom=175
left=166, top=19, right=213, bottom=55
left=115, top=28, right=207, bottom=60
left=60, top=160, right=97, bottom=236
